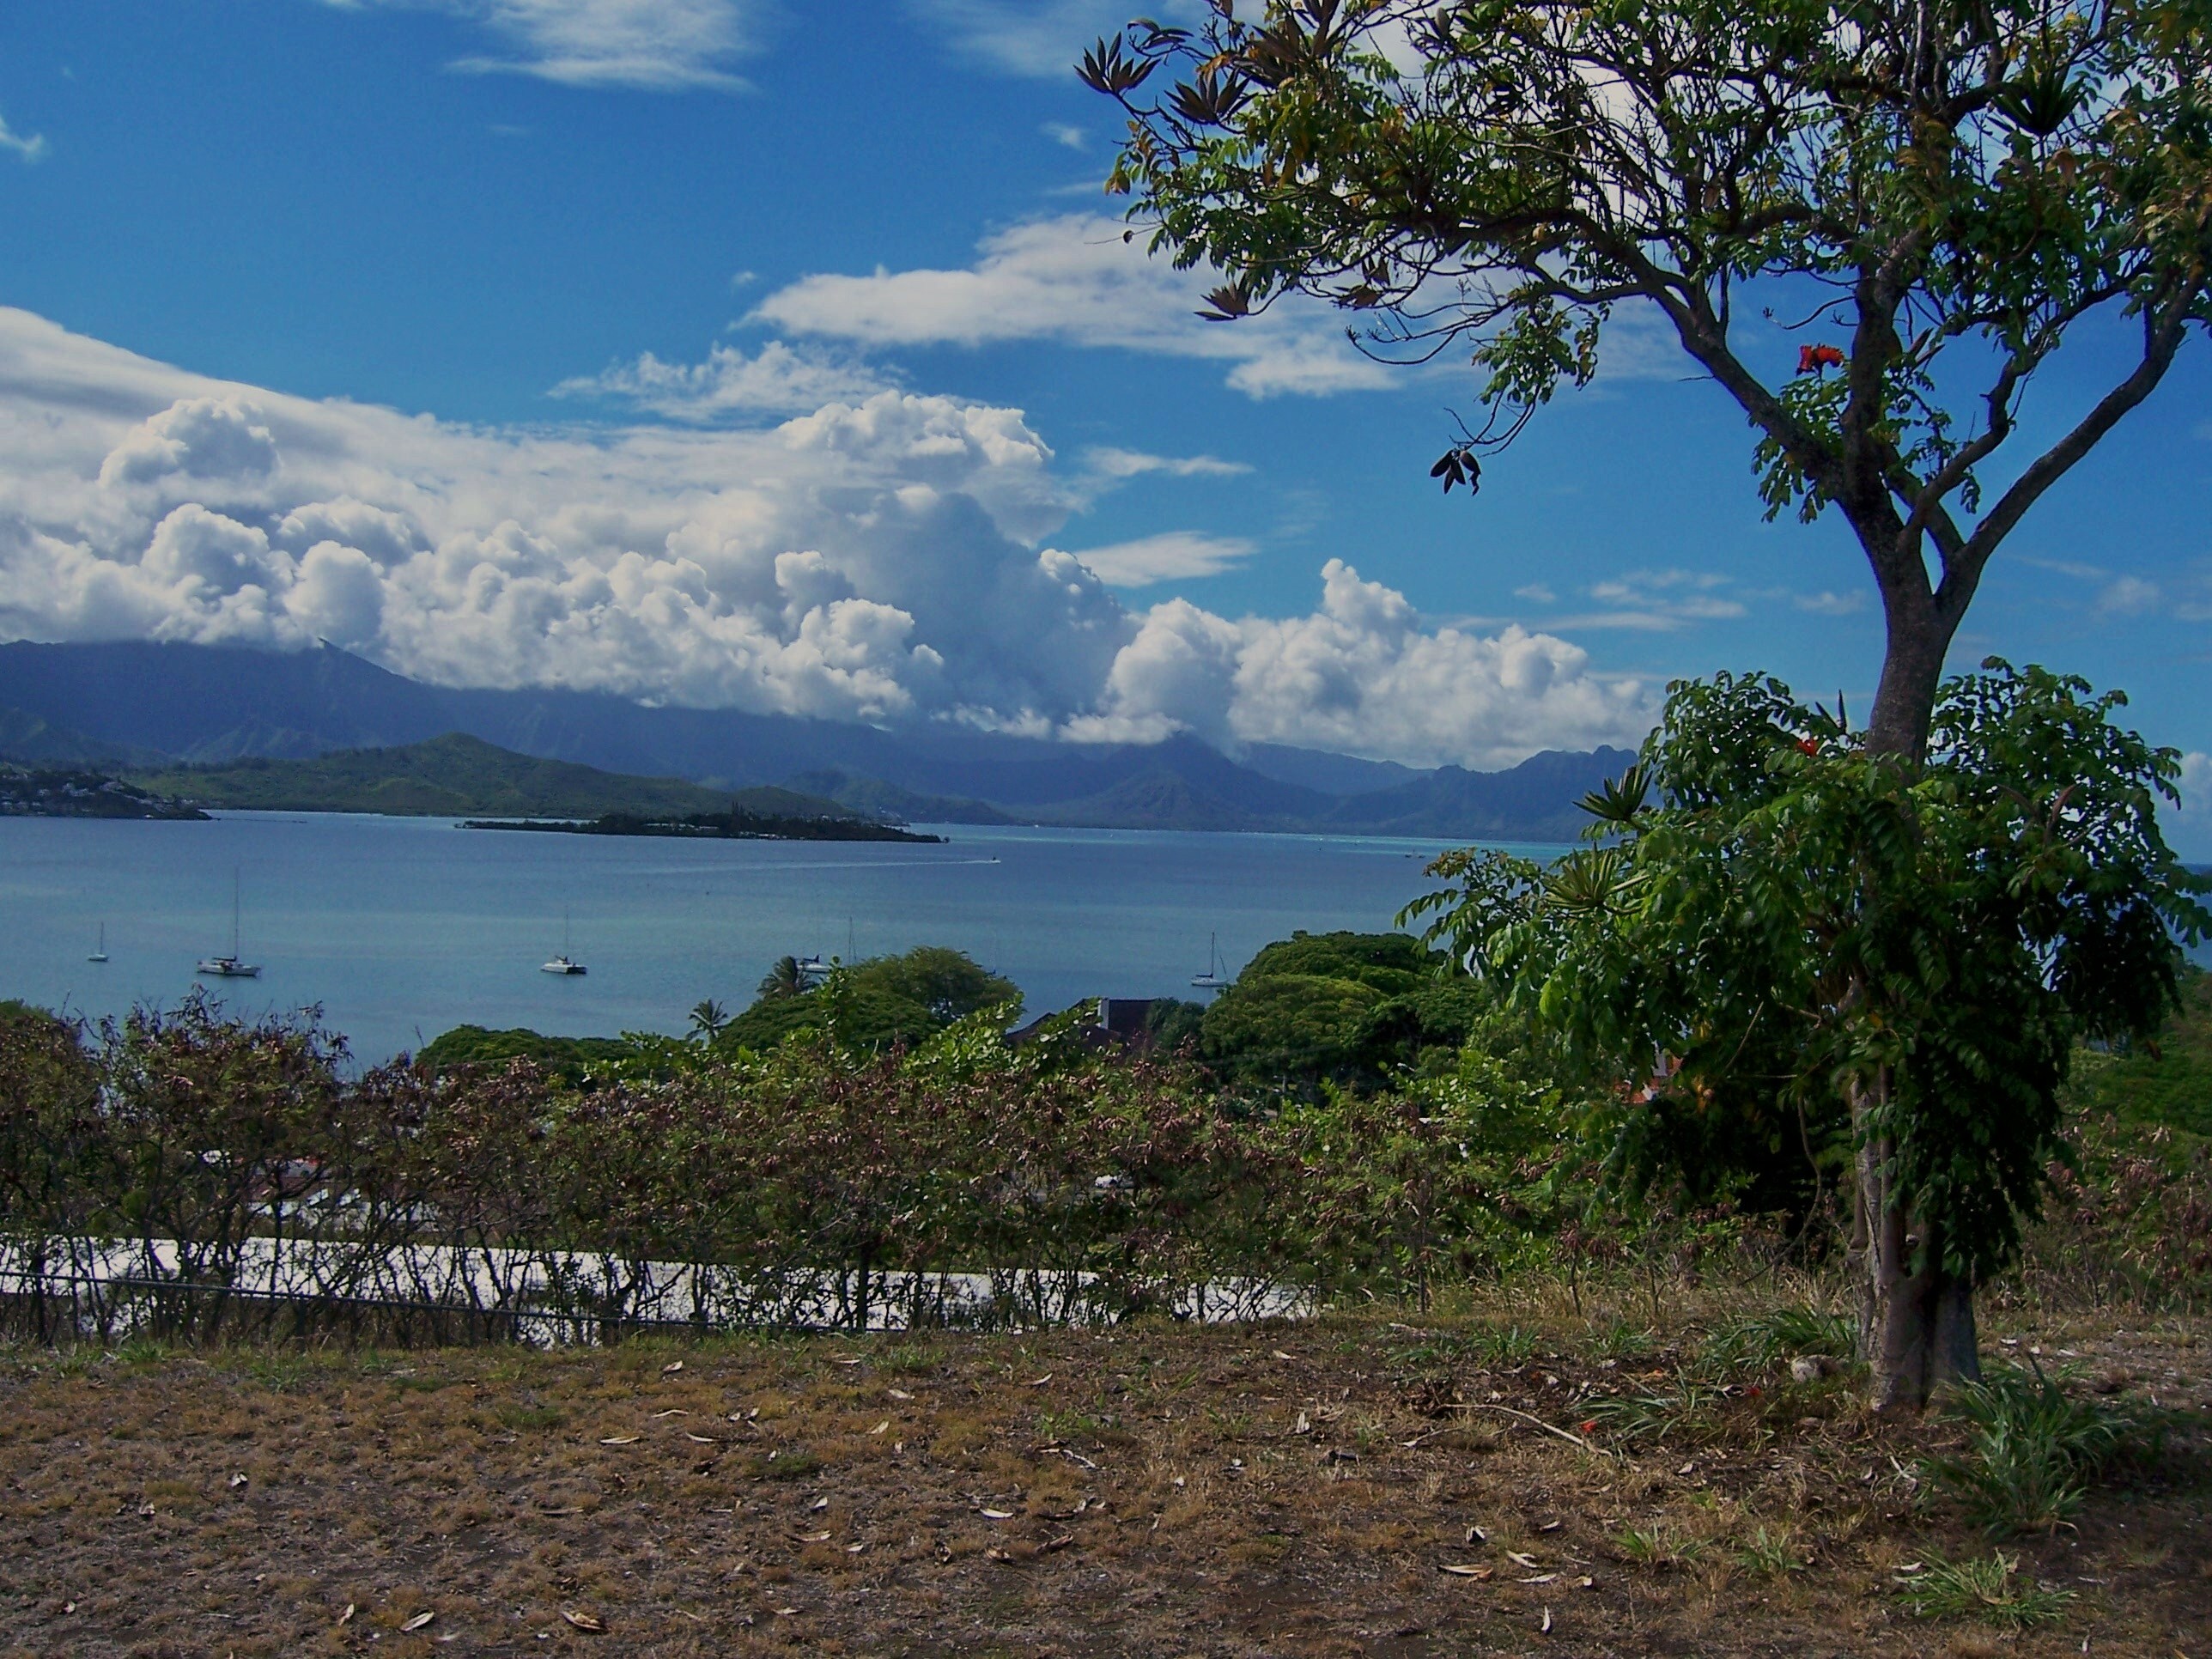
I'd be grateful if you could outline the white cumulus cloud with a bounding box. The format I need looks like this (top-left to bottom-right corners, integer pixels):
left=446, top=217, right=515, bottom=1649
left=752, top=215, right=1395, bottom=399
left=318, top=0, right=756, bottom=91
left=0, top=307, right=1654, bottom=770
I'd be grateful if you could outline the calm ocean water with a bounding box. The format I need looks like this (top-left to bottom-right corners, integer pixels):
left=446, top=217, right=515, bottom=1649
left=0, top=813, right=1565, bottom=1062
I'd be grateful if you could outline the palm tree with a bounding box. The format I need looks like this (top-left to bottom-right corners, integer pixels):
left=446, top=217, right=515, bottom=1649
left=757, top=957, right=806, bottom=1000
left=688, top=998, right=729, bottom=1040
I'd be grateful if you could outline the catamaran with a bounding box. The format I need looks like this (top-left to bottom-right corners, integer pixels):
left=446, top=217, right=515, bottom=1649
left=541, top=914, right=587, bottom=976
left=198, top=873, right=261, bottom=979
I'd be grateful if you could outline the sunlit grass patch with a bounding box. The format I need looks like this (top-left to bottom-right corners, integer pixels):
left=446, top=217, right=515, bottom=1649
left=1897, top=1550, right=2076, bottom=1627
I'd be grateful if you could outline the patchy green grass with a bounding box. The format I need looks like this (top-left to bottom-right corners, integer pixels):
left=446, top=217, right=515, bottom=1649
left=1923, top=1360, right=2148, bottom=1535
left=1898, top=1550, right=2078, bottom=1628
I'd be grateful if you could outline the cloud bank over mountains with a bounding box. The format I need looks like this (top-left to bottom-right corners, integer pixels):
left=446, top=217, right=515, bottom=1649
left=0, top=307, right=1650, bottom=769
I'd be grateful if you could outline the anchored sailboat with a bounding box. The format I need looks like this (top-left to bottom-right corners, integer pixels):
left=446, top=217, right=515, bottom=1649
left=88, top=922, right=108, bottom=964
left=198, top=872, right=261, bottom=979
left=541, top=913, right=587, bottom=976
left=1190, top=933, right=1229, bottom=994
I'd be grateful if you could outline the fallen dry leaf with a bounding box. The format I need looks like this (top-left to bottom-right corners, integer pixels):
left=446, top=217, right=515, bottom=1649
left=401, top=1610, right=434, bottom=1632
left=887, top=1388, right=914, bottom=1401
left=685, top=1432, right=716, bottom=1443
left=1439, top=1564, right=1493, bottom=1580
left=869, top=1419, right=890, bottom=1435
left=660, top=1361, right=684, bottom=1375
left=1520, top=1573, right=1559, bottom=1584
left=796, top=1530, right=832, bottom=1542
left=808, top=1497, right=829, bottom=1512
left=562, top=1609, right=605, bottom=1632
left=337, top=1604, right=356, bottom=1627
left=228, top=1473, right=247, bottom=1488
left=1541, top=1607, right=1553, bottom=1634
left=1507, top=1551, right=1542, bottom=1569
left=1272, top=1350, right=1295, bottom=1362
left=980, top=1507, right=1015, bottom=1520
left=650, top=1409, right=689, bottom=1419
left=1024, top=1374, right=1054, bottom=1387
left=599, top=1436, right=639, bottom=1446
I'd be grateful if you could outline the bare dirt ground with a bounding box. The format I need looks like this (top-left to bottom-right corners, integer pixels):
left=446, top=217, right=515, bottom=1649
left=2, top=1305, right=2205, bottom=1658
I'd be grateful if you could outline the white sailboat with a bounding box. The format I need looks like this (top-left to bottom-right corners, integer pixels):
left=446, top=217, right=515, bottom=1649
left=198, top=873, right=261, bottom=979
left=88, top=922, right=108, bottom=964
left=1190, top=933, right=1229, bottom=993
left=541, top=913, right=587, bottom=976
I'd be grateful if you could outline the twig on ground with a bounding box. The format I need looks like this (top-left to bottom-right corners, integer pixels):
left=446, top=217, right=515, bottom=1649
left=1446, top=1402, right=1610, bottom=1455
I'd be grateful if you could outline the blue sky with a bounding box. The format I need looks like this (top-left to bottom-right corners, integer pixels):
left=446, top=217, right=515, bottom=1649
left=0, top=1, right=2206, bottom=842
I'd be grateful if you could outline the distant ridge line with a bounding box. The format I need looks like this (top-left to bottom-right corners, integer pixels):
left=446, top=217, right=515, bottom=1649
left=0, top=640, right=1638, bottom=839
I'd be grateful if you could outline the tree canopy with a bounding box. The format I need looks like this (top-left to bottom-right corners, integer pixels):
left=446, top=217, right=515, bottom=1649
left=1087, top=0, right=2212, bottom=750
left=719, top=946, right=1020, bottom=1056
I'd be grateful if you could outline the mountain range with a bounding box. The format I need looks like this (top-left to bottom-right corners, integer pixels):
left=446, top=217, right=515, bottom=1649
left=0, top=641, right=1635, bottom=839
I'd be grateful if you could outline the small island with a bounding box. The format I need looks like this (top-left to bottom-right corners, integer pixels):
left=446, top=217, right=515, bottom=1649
left=464, top=809, right=944, bottom=844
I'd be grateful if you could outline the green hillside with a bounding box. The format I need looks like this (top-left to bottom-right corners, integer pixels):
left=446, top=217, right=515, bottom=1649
left=128, top=733, right=866, bottom=822
left=2075, top=968, right=2212, bottom=1136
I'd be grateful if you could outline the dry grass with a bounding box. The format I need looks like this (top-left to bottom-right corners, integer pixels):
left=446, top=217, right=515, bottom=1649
left=1, top=1291, right=2206, bottom=1657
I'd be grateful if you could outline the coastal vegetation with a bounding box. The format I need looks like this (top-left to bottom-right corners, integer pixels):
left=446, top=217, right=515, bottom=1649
left=124, top=732, right=870, bottom=824
left=0, top=763, right=205, bottom=821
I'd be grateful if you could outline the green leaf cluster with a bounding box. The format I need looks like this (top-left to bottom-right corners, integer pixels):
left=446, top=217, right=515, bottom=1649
left=1413, top=661, right=2207, bottom=1281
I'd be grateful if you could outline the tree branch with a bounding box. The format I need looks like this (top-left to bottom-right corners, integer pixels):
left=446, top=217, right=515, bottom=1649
left=1939, top=296, right=2191, bottom=622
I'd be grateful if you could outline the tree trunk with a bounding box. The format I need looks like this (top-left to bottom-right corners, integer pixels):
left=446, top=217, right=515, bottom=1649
left=1852, top=574, right=1982, bottom=1412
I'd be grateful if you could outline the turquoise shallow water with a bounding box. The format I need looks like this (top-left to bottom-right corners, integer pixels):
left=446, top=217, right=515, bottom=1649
left=0, top=813, right=1567, bottom=1062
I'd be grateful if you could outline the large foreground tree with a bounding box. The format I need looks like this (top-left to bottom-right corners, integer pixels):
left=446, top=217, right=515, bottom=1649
left=1086, top=0, right=2212, bottom=1405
